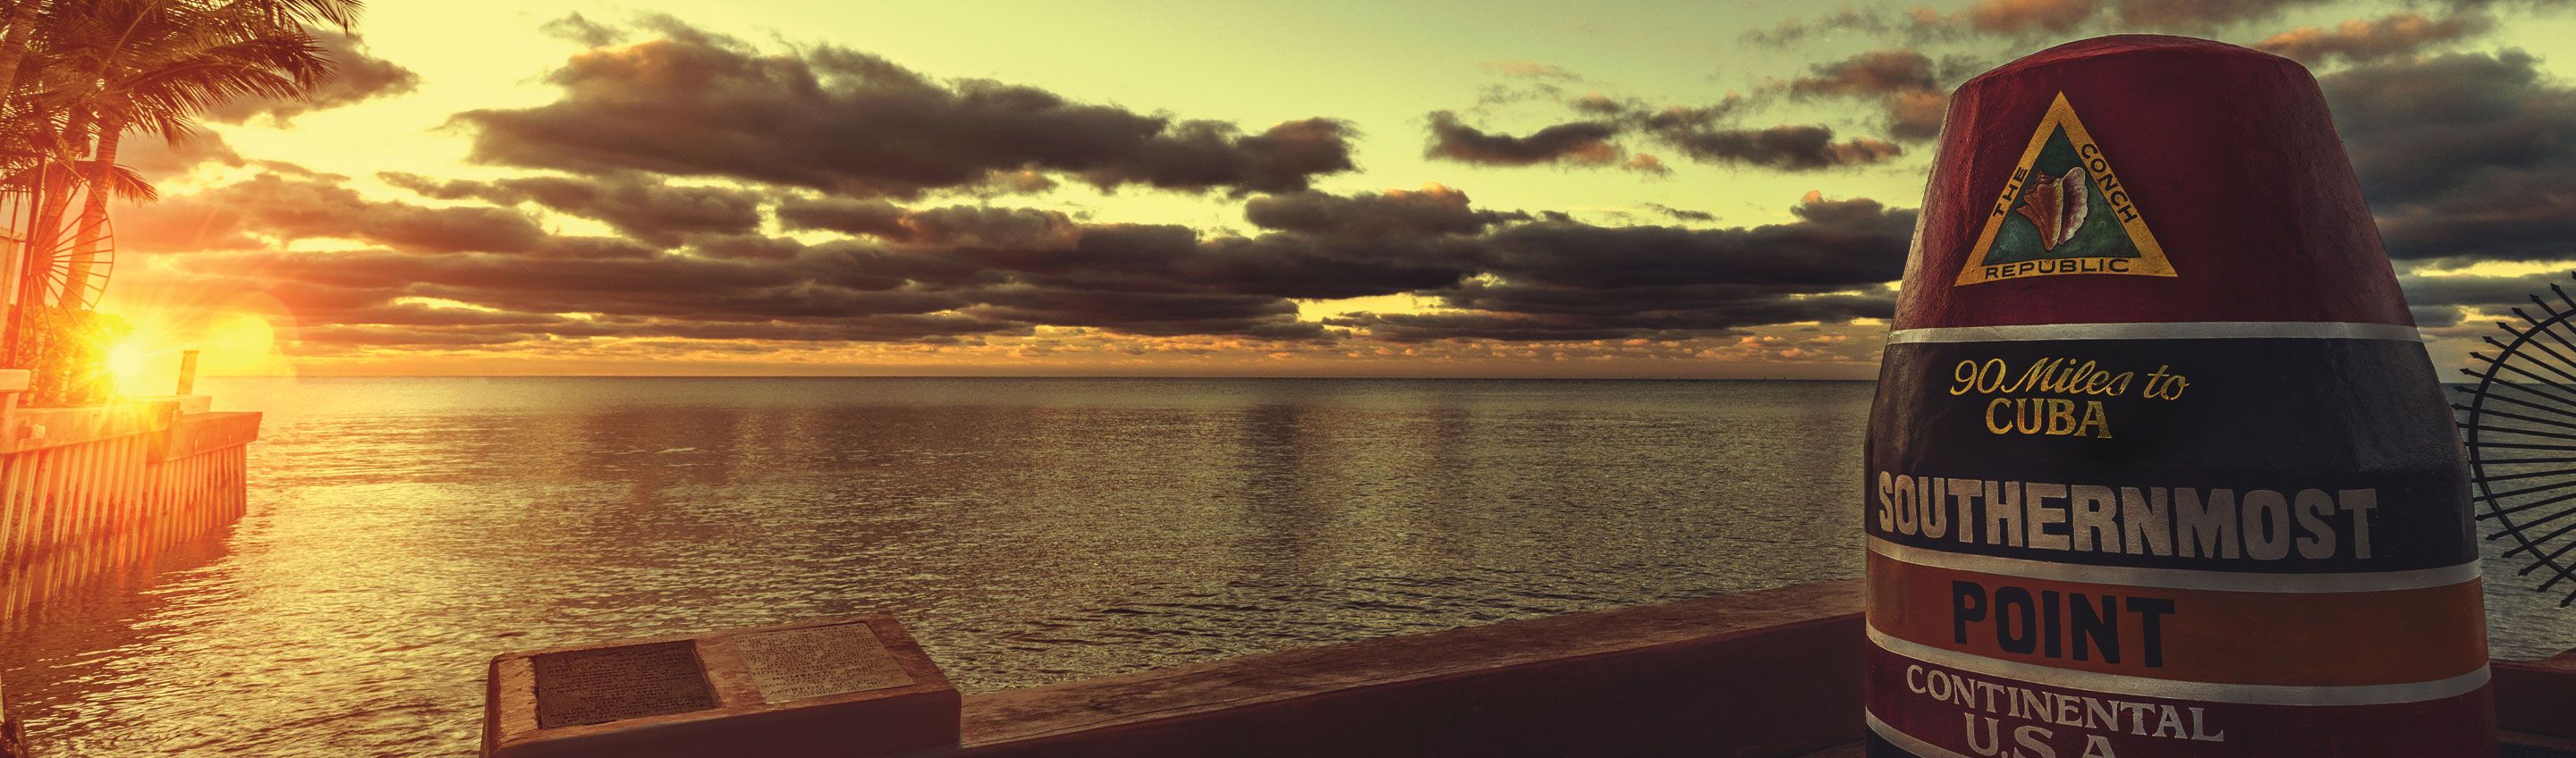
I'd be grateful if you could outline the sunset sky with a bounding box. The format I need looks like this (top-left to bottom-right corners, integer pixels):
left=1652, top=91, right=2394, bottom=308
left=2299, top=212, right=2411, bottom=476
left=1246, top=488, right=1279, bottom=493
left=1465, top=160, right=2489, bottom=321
left=93, top=0, right=2576, bottom=379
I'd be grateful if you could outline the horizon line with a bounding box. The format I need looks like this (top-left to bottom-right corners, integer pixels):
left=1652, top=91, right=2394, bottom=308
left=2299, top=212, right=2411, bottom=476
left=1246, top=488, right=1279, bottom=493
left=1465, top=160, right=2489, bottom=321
left=188, top=373, right=1883, bottom=382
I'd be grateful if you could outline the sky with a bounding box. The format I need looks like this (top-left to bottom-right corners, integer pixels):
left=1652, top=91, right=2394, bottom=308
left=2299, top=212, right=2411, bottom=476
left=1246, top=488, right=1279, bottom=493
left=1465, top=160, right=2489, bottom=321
left=86, top=0, right=2576, bottom=381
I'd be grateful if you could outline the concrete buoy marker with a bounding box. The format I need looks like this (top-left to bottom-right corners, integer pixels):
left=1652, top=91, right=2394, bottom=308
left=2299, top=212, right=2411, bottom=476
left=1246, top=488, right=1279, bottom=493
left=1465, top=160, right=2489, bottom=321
left=1864, top=35, right=2496, bottom=757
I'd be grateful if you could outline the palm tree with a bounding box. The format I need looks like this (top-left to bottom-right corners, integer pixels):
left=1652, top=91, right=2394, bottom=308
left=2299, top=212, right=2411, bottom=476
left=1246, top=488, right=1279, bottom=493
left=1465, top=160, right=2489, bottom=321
left=0, top=0, right=358, bottom=373
left=0, top=1, right=52, bottom=109
left=219, top=0, right=360, bottom=29
left=0, top=0, right=351, bottom=111
left=44, top=0, right=327, bottom=307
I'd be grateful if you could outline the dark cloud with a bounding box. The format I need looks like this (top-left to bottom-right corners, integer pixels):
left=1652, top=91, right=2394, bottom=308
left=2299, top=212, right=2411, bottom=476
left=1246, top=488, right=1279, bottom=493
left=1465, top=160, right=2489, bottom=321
left=219, top=248, right=986, bottom=325
left=2107, top=0, right=2328, bottom=30
left=1962, top=0, right=2098, bottom=33
left=1778, top=49, right=1952, bottom=142
left=1744, top=9, right=1895, bottom=46
left=1332, top=291, right=1893, bottom=342
left=774, top=198, right=1085, bottom=246
left=382, top=172, right=765, bottom=246
left=1429, top=93, right=1902, bottom=172
left=970, top=289, right=1320, bottom=340
left=538, top=236, right=663, bottom=260
left=2321, top=50, right=2576, bottom=263
left=539, top=13, right=627, bottom=46
left=1606, top=98, right=1903, bottom=168
left=1626, top=100, right=1746, bottom=135
left=139, top=13, right=1938, bottom=354
left=2389, top=271, right=2576, bottom=329
left=1244, top=185, right=1528, bottom=239
left=775, top=196, right=909, bottom=238
left=453, top=18, right=1355, bottom=198
left=1784, top=49, right=1940, bottom=97
left=1861, top=0, right=2098, bottom=39
left=1469, top=63, right=1580, bottom=108
left=120, top=130, right=245, bottom=181
left=1326, top=193, right=1914, bottom=341
left=1570, top=92, right=1632, bottom=115
left=974, top=170, right=1061, bottom=196
left=1424, top=111, right=1623, bottom=167
left=1643, top=203, right=1716, bottom=222
left=896, top=206, right=1081, bottom=247
left=1473, top=194, right=1911, bottom=289
left=1471, top=81, right=1572, bottom=109
left=2257, top=12, right=2490, bottom=64
left=208, top=29, right=419, bottom=124
left=123, top=170, right=551, bottom=254
left=2400, top=272, right=2566, bottom=312
left=1773, top=0, right=2451, bottom=42
left=125, top=189, right=1346, bottom=346
left=686, top=233, right=808, bottom=261
left=1885, top=90, right=1951, bottom=141
left=136, top=164, right=1911, bottom=350
left=2411, top=306, right=2465, bottom=328
left=1652, top=124, right=1904, bottom=170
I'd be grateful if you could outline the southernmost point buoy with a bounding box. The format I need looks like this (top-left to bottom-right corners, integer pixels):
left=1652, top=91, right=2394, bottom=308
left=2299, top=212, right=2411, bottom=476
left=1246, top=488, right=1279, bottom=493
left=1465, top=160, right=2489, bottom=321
left=1864, top=36, right=2496, bottom=756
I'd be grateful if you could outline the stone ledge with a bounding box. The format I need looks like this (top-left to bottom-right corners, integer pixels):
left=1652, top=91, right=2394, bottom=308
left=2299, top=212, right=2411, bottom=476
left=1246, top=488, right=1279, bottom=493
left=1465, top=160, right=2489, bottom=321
left=948, top=580, right=1867, bottom=758
left=2498, top=650, right=2576, bottom=741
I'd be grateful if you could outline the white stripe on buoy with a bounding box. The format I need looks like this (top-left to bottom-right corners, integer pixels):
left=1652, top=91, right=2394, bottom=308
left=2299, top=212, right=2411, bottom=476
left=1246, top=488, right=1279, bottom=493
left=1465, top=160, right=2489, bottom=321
left=1886, top=321, right=2422, bottom=344
left=1868, top=537, right=2482, bottom=594
left=1868, top=627, right=2490, bottom=705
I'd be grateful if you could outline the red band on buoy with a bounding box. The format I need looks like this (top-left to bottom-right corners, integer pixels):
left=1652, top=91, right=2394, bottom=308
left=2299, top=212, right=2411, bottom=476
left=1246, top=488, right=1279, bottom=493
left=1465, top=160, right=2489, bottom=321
left=1895, top=35, right=2412, bottom=330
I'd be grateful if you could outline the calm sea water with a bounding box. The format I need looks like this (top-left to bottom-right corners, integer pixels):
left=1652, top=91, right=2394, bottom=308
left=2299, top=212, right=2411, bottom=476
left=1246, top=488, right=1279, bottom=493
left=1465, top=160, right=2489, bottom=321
left=0, top=377, right=2568, bottom=757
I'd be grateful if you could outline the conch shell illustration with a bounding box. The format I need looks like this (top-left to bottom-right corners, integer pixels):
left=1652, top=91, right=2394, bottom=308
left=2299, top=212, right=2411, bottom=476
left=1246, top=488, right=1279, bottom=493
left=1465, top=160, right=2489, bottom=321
left=2015, top=166, right=2091, bottom=250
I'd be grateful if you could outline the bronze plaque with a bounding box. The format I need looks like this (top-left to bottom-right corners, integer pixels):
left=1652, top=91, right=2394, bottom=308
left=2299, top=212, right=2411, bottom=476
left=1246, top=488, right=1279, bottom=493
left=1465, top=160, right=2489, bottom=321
left=733, top=622, right=912, bottom=704
left=530, top=641, right=720, bottom=729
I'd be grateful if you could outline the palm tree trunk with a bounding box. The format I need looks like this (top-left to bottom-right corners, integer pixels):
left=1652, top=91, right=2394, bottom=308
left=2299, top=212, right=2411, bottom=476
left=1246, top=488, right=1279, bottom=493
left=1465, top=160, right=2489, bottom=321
left=0, top=0, right=43, bottom=365
left=21, top=99, right=87, bottom=308
left=5, top=167, right=57, bottom=365
left=60, top=121, right=117, bottom=308
left=20, top=164, right=65, bottom=308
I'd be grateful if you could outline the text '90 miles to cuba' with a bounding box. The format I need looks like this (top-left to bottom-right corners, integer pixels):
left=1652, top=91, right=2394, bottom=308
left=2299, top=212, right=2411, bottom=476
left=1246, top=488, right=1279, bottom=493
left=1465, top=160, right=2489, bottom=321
left=1951, top=358, right=2191, bottom=440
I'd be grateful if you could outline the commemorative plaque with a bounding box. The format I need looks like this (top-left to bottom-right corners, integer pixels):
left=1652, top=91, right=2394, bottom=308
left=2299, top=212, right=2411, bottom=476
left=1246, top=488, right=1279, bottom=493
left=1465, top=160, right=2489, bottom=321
left=530, top=641, right=720, bottom=729
left=485, top=615, right=961, bottom=758
left=1864, top=36, right=2496, bottom=756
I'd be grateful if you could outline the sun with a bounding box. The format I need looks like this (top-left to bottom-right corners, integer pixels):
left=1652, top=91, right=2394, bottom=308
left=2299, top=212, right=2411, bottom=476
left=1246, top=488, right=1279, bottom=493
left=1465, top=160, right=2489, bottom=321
left=196, top=311, right=293, bottom=377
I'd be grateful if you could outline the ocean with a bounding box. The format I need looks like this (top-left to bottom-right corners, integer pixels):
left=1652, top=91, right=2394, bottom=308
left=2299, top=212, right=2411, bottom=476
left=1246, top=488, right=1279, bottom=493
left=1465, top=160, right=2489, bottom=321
left=0, top=376, right=2566, bottom=757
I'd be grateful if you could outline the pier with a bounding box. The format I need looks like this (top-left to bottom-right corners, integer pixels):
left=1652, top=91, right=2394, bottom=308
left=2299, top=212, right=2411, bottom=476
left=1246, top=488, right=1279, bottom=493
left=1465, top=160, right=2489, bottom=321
left=0, top=365, right=260, bottom=757
left=0, top=368, right=261, bottom=625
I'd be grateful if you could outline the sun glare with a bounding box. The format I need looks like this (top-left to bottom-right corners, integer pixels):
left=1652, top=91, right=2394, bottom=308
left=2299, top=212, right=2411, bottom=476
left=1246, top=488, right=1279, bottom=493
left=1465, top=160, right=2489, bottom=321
left=105, top=338, right=158, bottom=397
left=89, top=306, right=297, bottom=397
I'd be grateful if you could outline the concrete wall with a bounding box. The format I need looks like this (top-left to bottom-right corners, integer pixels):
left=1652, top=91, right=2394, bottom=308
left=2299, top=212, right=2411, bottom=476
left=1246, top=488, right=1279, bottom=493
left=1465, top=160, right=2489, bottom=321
left=2496, top=650, right=2576, bottom=749
left=926, top=577, right=2576, bottom=757
left=945, top=581, right=1868, bottom=758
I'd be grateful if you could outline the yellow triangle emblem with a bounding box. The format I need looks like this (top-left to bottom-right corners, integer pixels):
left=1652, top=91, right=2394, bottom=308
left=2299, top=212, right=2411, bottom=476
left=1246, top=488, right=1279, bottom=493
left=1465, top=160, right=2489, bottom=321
left=1954, top=93, right=2174, bottom=286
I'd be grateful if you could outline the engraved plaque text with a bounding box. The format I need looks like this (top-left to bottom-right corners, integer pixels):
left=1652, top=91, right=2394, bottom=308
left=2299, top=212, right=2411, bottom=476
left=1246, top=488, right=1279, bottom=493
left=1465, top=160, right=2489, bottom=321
left=734, top=622, right=912, bottom=704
